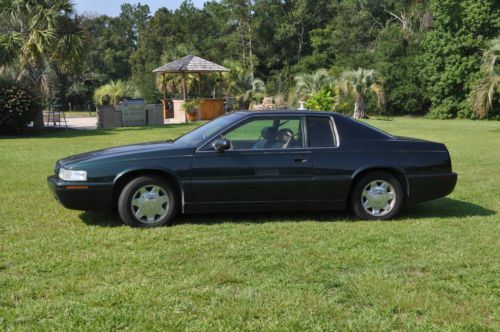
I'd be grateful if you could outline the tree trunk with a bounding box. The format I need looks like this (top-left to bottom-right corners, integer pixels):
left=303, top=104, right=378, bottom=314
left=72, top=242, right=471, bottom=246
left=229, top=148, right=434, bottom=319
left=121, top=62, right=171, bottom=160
left=32, top=78, right=45, bottom=129
left=353, top=95, right=367, bottom=119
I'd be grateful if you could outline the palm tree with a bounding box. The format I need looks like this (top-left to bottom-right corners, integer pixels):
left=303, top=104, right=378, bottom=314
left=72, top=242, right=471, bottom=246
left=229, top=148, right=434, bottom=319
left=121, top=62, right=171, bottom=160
left=294, top=69, right=333, bottom=99
left=0, top=0, right=86, bottom=129
left=223, top=60, right=266, bottom=109
left=336, top=68, right=385, bottom=119
left=471, top=37, right=500, bottom=119
left=93, top=81, right=137, bottom=105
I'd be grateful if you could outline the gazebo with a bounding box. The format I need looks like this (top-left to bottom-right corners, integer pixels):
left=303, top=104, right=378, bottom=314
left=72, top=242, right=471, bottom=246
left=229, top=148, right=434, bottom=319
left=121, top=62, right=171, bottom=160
left=153, top=55, right=229, bottom=122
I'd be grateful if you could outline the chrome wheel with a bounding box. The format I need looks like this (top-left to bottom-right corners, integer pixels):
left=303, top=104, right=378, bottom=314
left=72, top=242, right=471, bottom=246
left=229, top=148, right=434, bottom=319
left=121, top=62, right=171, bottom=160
left=131, top=185, right=170, bottom=224
left=361, top=180, right=396, bottom=217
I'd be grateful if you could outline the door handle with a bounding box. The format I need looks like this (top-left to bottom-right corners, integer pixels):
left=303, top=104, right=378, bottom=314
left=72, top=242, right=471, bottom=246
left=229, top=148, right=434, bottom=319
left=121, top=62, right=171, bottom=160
left=294, top=157, right=308, bottom=163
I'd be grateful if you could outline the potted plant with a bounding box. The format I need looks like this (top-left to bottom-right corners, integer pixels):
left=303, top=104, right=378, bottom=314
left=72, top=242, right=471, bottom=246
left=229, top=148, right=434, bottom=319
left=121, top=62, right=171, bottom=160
left=183, top=99, right=201, bottom=122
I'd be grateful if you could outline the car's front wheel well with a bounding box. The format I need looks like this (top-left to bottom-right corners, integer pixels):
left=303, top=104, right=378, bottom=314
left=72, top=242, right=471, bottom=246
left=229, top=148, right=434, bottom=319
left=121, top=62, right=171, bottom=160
left=348, top=168, right=409, bottom=203
left=112, top=170, right=182, bottom=210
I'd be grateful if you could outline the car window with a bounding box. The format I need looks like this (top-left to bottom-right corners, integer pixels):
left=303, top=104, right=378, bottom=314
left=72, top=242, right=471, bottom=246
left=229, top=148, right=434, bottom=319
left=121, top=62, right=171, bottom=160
left=218, top=116, right=303, bottom=150
left=307, top=116, right=336, bottom=147
left=175, top=113, right=244, bottom=146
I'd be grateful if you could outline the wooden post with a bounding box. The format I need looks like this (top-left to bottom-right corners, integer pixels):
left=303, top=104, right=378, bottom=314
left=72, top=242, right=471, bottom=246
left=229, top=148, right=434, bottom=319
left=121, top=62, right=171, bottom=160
left=162, top=74, right=167, bottom=101
left=162, top=73, right=168, bottom=119
left=182, top=73, right=187, bottom=100
left=198, top=73, right=202, bottom=98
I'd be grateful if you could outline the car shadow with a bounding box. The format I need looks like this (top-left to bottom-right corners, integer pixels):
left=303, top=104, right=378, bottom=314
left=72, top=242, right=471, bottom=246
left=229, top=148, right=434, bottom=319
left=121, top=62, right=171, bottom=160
left=79, top=211, right=124, bottom=227
left=79, top=197, right=495, bottom=228
left=400, top=197, right=496, bottom=219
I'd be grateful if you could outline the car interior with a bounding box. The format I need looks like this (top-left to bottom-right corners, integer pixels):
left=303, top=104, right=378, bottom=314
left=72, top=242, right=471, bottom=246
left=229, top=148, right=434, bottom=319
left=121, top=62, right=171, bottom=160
left=223, top=118, right=303, bottom=150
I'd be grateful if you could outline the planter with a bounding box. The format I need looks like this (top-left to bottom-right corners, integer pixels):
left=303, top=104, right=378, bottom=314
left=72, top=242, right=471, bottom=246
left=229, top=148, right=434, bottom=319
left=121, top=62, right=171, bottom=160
left=186, top=110, right=199, bottom=122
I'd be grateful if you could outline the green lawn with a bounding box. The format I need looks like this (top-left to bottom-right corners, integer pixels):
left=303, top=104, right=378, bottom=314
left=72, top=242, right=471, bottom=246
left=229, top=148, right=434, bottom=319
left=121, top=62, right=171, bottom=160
left=0, top=118, right=499, bottom=331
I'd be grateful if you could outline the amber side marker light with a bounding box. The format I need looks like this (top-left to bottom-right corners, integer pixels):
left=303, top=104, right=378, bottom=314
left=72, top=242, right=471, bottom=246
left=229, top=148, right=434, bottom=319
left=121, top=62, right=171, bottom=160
left=65, top=186, right=89, bottom=190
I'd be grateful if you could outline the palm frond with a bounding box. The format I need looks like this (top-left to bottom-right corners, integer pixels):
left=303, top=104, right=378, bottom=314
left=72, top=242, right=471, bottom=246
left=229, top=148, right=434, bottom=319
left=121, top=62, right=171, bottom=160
left=471, top=37, right=500, bottom=118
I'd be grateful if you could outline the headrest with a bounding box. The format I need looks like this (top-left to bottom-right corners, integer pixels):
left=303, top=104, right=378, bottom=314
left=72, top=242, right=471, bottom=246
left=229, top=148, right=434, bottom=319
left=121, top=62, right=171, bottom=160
left=261, top=127, right=277, bottom=140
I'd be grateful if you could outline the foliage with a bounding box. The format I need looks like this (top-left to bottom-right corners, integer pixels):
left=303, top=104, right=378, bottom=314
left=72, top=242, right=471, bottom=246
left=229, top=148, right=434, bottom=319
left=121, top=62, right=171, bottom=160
left=471, top=37, right=500, bottom=119
left=222, top=60, right=267, bottom=109
left=0, top=0, right=87, bottom=128
left=420, top=0, right=500, bottom=119
left=0, top=119, right=499, bottom=329
left=93, top=81, right=138, bottom=105
left=294, top=69, right=333, bottom=100
left=182, top=99, right=201, bottom=115
left=2, top=0, right=500, bottom=119
left=336, top=68, right=385, bottom=119
left=304, top=88, right=334, bottom=112
left=0, top=78, right=38, bottom=134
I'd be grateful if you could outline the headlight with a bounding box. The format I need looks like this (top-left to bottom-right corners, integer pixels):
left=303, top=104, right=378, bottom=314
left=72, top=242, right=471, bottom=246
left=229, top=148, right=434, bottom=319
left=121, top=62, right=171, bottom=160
left=58, top=167, right=87, bottom=181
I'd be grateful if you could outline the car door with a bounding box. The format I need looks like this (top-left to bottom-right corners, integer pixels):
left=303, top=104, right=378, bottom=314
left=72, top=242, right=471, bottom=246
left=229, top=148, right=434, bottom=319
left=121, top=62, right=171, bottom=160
left=190, top=115, right=313, bottom=210
left=306, top=115, right=351, bottom=209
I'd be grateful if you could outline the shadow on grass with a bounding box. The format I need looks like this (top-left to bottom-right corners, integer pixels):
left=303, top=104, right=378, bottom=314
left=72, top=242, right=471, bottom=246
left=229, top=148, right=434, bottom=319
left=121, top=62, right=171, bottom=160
left=401, top=197, right=495, bottom=219
left=79, top=211, right=124, bottom=227
left=78, top=198, right=495, bottom=227
left=176, top=210, right=354, bottom=226
left=0, top=123, right=198, bottom=140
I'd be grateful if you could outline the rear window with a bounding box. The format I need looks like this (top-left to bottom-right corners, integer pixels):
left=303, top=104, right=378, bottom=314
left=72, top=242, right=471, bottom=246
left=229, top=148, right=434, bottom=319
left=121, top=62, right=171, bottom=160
left=335, top=115, right=393, bottom=139
left=307, top=116, right=336, bottom=147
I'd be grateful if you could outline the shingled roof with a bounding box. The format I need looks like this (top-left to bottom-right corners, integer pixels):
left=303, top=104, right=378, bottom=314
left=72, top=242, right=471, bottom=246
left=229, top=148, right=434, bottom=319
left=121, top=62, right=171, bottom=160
left=153, top=55, right=229, bottom=73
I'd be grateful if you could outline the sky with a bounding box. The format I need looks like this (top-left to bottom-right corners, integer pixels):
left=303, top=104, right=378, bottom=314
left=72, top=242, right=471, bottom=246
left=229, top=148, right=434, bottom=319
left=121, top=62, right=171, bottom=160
left=74, top=0, right=207, bottom=17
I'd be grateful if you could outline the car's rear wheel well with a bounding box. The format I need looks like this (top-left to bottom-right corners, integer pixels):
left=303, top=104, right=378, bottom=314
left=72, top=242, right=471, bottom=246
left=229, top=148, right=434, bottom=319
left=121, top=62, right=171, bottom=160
left=112, top=170, right=182, bottom=210
left=348, top=168, right=409, bottom=203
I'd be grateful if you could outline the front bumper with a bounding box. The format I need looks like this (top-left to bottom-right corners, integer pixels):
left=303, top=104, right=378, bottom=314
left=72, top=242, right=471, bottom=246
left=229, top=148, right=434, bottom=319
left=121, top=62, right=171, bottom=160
left=407, top=172, right=457, bottom=204
left=47, top=175, right=114, bottom=212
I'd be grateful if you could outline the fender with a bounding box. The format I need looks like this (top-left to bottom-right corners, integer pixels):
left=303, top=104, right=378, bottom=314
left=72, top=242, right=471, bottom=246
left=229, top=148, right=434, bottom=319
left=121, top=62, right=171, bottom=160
left=351, top=165, right=410, bottom=197
left=113, top=166, right=187, bottom=211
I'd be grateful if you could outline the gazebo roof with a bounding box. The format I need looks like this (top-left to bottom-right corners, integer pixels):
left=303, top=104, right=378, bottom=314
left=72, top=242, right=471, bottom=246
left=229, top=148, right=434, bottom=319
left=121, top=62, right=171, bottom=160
left=152, top=55, right=229, bottom=74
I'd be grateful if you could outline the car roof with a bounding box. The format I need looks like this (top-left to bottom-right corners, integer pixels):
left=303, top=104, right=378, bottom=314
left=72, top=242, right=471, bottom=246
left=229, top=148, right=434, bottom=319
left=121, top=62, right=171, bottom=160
left=233, top=110, right=342, bottom=117
left=231, top=110, right=393, bottom=139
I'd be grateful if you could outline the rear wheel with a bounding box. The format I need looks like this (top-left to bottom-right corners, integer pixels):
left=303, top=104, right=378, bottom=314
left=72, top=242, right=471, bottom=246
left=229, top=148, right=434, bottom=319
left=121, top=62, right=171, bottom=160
left=350, top=172, right=403, bottom=220
left=118, top=176, right=178, bottom=227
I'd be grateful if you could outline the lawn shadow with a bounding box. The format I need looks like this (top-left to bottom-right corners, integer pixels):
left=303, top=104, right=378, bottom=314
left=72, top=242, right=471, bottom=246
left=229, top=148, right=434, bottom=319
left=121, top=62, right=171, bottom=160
left=400, top=197, right=496, bottom=219
left=79, top=211, right=124, bottom=227
left=1, top=123, right=197, bottom=140
left=78, top=198, right=495, bottom=227
left=175, top=210, right=354, bottom=226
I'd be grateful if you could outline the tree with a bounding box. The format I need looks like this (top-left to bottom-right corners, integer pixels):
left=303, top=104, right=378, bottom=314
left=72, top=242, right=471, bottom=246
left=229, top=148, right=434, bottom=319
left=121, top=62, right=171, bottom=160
left=420, top=0, right=500, bottom=118
left=93, top=80, right=138, bottom=105
left=471, top=38, right=500, bottom=119
left=304, top=88, right=335, bottom=111
left=0, top=0, right=86, bottom=128
left=223, top=60, right=266, bottom=109
left=336, top=68, right=385, bottom=119
left=294, top=69, right=333, bottom=100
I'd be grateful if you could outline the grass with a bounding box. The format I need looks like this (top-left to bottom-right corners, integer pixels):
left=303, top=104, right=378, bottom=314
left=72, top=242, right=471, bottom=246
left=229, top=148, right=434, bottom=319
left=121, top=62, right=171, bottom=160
left=0, top=118, right=499, bottom=330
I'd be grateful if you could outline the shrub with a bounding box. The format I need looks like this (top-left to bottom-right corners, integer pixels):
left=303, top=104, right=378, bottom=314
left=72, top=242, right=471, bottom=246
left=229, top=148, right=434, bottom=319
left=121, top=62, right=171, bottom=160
left=305, top=88, right=335, bottom=111
left=0, top=78, right=38, bottom=134
left=93, top=80, right=139, bottom=105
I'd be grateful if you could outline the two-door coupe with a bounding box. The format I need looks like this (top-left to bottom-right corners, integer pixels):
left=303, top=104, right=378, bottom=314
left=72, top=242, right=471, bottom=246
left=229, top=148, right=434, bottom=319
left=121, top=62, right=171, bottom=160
left=48, top=111, right=457, bottom=227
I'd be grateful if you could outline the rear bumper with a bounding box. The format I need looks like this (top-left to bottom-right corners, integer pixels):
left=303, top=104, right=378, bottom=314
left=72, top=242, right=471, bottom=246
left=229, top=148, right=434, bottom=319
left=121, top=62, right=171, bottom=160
left=47, top=175, right=114, bottom=212
left=407, top=172, right=457, bottom=204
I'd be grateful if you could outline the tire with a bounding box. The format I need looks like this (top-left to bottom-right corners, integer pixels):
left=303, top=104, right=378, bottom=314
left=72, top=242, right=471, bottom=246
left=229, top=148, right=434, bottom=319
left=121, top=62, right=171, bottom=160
left=350, top=171, right=403, bottom=221
left=118, top=175, right=178, bottom=227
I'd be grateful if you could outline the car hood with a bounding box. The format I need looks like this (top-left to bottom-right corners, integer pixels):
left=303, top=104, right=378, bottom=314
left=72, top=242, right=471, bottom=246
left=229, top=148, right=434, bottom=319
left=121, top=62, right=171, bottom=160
left=58, top=140, right=194, bottom=168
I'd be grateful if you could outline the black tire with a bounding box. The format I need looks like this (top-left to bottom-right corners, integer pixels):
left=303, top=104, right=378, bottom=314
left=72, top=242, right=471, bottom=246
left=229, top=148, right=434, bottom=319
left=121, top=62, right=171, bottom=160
left=350, top=171, right=403, bottom=221
left=118, top=175, right=178, bottom=228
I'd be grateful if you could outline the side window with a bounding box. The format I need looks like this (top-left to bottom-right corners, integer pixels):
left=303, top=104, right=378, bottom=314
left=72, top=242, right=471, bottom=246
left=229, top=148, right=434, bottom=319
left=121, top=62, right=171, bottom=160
left=220, top=117, right=303, bottom=150
left=307, top=116, right=336, bottom=147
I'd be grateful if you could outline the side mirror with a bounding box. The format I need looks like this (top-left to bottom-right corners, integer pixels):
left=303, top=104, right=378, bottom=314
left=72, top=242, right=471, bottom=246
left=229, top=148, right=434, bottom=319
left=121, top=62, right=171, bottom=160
left=212, top=138, right=231, bottom=152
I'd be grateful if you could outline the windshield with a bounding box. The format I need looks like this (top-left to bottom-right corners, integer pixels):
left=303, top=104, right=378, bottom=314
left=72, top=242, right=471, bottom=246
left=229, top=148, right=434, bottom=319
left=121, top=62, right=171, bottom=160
left=175, top=113, right=244, bottom=146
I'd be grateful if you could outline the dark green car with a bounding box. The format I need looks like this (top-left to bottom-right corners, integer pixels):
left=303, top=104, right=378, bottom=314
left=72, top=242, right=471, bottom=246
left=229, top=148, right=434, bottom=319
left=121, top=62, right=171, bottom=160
left=48, top=111, right=457, bottom=227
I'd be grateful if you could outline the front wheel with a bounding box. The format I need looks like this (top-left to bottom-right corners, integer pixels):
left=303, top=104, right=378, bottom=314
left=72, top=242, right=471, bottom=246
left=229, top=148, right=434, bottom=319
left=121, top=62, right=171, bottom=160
left=350, top=172, right=403, bottom=221
left=118, top=176, right=178, bottom=227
